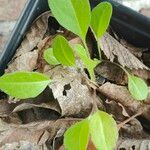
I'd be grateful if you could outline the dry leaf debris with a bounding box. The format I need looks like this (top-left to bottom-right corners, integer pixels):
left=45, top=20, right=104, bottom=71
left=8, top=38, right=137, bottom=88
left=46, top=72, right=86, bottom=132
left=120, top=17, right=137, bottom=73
left=99, top=33, right=149, bottom=70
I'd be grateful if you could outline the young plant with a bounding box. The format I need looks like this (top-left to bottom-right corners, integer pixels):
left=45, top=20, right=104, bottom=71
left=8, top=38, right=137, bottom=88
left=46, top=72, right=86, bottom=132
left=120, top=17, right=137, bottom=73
left=112, top=63, right=148, bottom=101
left=64, top=111, right=118, bottom=150
left=0, top=0, right=148, bottom=150
left=48, top=0, right=91, bottom=57
left=128, top=74, right=148, bottom=100
left=0, top=72, right=51, bottom=99
left=91, top=2, right=112, bottom=59
left=75, top=44, right=100, bottom=81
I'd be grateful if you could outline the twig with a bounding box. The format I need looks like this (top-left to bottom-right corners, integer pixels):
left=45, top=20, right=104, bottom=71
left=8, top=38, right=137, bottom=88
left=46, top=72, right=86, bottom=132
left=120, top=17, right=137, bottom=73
left=117, top=110, right=143, bottom=129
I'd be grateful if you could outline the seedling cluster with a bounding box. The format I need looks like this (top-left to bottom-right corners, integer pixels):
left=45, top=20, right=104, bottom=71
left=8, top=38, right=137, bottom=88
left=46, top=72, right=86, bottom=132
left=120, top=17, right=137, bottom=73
left=0, top=0, right=148, bottom=149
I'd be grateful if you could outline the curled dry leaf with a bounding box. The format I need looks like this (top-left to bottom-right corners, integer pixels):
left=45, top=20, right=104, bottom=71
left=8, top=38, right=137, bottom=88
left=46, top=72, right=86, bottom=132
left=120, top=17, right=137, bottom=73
left=10, top=87, right=61, bottom=123
left=117, top=139, right=150, bottom=150
left=120, top=39, right=143, bottom=58
left=131, top=69, right=150, bottom=80
left=119, top=118, right=144, bottom=139
left=0, top=119, right=76, bottom=148
left=45, top=66, right=101, bottom=117
left=5, top=12, right=51, bottom=73
left=105, top=99, right=129, bottom=122
left=0, top=141, right=48, bottom=150
left=15, top=12, right=51, bottom=57
left=99, top=33, right=149, bottom=70
left=5, top=50, right=38, bottom=73
left=95, top=61, right=127, bottom=85
left=98, top=82, right=150, bottom=121
left=0, top=99, right=16, bottom=117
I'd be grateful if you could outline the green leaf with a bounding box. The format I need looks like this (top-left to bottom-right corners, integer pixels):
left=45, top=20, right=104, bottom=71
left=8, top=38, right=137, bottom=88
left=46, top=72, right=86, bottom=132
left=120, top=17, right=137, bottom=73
left=91, top=2, right=112, bottom=39
left=64, top=119, right=89, bottom=150
left=128, top=75, right=148, bottom=100
left=75, top=44, right=100, bottom=81
left=89, top=111, right=118, bottom=150
left=44, top=48, right=60, bottom=65
left=53, top=35, right=75, bottom=66
left=0, top=72, right=51, bottom=99
left=48, top=0, right=91, bottom=40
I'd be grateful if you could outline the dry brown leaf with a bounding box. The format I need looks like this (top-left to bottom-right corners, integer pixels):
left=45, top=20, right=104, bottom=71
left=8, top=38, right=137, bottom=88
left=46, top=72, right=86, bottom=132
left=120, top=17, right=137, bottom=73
left=105, top=99, right=129, bottom=122
left=98, top=82, right=150, bottom=121
left=99, top=33, right=149, bottom=70
left=15, top=11, right=50, bottom=57
left=12, top=102, right=60, bottom=114
left=120, top=39, right=143, bottom=58
left=0, top=99, right=16, bottom=117
left=52, top=128, right=65, bottom=150
left=131, top=69, right=150, bottom=80
left=46, top=66, right=93, bottom=117
left=5, top=12, right=51, bottom=73
left=13, top=86, right=60, bottom=114
left=6, top=50, right=38, bottom=73
left=95, top=61, right=127, bottom=85
left=117, top=139, right=150, bottom=150
left=0, top=141, right=48, bottom=150
left=0, top=119, right=76, bottom=148
left=119, top=119, right=144, bottom=139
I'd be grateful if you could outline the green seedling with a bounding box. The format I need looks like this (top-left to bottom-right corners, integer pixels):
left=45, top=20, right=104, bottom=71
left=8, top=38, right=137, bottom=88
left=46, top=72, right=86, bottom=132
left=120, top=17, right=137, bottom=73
left=112, top=63, right=148, bottom=101
left=75, top=44, right=100, bottom=81
left=128, top=74, right=148, bottom=100
left=48, top=0, right=91, bottom=57
left=0, top=0, right=148, bottom=149
left=0, top=72, right=51, bottom=99
left=52, top=35, right=76, bottom=66
left=64, top=111, right=118, bottom=150
left=44, top=48, right=60, bottom=65
left=64, top=119, right=90, bottom=150
left=91, top=2, right=112, bottom=59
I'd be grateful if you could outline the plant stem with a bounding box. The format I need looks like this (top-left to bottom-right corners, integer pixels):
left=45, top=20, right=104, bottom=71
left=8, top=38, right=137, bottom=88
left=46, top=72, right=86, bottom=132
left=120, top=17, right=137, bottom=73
left=106, top=61, right=130, bottom=76
left=83, top=39, right=90, bottom=58
left=117, top=111, right=143, bottom=129
left=97, top=39, right=102, bottom=61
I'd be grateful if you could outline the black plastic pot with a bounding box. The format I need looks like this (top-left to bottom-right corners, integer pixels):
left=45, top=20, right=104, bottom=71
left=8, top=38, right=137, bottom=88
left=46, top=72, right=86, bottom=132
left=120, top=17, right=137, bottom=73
left=0, top=0, right=150, bottom=73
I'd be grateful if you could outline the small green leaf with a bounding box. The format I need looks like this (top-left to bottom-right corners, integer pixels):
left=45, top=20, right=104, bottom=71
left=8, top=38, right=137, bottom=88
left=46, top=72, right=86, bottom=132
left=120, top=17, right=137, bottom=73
left=0, top=72, right=50, bottom=99
left=53, top=35, right=75, bottom=66
left=128, top=75, right=148, bottom=100
left=64, top=119, right=89, bottom=150
left=44, top=48, right=60, bottom=65
left=91, top=2, right=112, bottom=39
left=89, top=111, right=118, bottom=150
left=48, top=0, right=91, bottom=40
left=75, top=44, right=100, bottom=81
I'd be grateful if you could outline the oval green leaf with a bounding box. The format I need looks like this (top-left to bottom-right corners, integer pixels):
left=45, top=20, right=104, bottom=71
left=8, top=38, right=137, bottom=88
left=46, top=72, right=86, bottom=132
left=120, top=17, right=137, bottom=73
left=128, top=75, right=148, bottom=100
left=44, top=48, right=60, bottom=65
left=64, top=119, right=89, bottom=150
left=91, top=2, right=112, bottom=39
left=48, top=0, right=91, bottom=40
left=0, top=72, right=51, bottom=99
left=53, top=35, right=75, bottom=66
left=89, top=111, right=118, bottom=150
